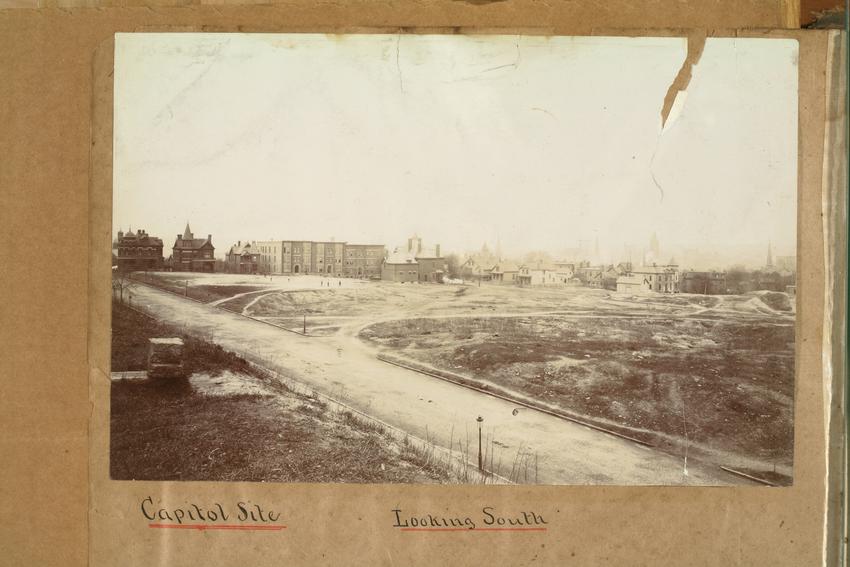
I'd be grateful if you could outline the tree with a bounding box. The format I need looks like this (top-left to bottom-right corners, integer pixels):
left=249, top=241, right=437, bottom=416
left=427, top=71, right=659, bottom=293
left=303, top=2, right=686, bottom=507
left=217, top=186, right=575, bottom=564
left=444, top=253, right=462, bottom=279
left=112, top=269, right=136, bottom=304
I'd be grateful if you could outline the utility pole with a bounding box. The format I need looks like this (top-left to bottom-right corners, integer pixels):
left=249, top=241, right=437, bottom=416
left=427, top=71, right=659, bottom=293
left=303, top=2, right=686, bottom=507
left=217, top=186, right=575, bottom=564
left=303, top=313, right=306, bottom=334
left=476, top=415, right=484, bottom=472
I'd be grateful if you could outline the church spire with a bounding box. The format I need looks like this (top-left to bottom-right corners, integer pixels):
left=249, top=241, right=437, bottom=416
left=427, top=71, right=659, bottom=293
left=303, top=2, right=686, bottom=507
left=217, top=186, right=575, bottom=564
left=183, top=222, right=193, bottom=241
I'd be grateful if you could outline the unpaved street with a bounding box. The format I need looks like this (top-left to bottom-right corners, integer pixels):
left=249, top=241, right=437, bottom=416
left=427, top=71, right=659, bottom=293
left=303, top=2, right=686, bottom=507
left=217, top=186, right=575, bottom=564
left=129, top=283, right=747, bottom=485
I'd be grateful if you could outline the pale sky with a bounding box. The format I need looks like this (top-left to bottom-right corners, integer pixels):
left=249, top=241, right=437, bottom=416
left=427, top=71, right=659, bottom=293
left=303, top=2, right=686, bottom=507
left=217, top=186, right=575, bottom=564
left=114, top=33, right=798, bottom=268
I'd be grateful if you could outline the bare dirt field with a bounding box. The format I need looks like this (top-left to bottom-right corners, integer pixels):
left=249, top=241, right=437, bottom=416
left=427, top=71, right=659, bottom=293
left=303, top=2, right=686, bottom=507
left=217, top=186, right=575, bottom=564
left=360, top=312, right=794, bottom=479
left=129, top=272, right=794, bottom=483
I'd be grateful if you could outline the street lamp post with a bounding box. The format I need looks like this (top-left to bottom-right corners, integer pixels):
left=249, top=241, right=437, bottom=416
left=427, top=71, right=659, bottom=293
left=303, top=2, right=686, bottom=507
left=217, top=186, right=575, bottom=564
left=476, top=415, right=484, bottom=472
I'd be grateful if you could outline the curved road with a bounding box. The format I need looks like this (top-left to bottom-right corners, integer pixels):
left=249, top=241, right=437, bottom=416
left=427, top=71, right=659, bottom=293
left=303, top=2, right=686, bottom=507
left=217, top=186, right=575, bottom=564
left=129, top=284, right=747, bottom=485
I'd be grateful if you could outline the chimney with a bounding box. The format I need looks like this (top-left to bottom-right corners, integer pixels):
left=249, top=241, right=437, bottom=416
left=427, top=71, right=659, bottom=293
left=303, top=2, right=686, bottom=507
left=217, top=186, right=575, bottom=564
left=408, top=238, right=413, bottom=252
left=238, top=240, right=241, bottom=246
left=417, top=239, right=422, bottom=254
left=208, top=234, right=212, bottom=242
left=436, top=244, right=441, bottom=257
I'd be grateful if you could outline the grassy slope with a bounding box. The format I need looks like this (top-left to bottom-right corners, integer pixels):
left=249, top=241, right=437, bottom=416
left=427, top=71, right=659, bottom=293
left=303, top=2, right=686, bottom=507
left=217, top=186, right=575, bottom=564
left=110, top=301, right=452, bottom=483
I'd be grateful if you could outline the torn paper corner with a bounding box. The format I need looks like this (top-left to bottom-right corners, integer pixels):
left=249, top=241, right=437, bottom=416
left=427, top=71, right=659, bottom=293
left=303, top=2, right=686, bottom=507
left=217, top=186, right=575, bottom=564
left=660, top=34, right=706, bottom=131
left=662, top=90, right=688, bottom=133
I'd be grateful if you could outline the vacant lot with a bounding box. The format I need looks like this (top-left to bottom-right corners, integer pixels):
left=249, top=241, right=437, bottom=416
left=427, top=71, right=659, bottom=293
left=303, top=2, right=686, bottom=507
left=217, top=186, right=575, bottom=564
left=360, top=309, right=794, bottom=478
left=119, top=272, right=795, bottom=482
left=110, top=301, right=455, bottom=483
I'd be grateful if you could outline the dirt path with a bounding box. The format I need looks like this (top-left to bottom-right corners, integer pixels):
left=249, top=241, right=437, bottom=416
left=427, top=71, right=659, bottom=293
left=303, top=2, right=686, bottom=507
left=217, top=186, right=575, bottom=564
left=129, top=284, right=749, bottom=485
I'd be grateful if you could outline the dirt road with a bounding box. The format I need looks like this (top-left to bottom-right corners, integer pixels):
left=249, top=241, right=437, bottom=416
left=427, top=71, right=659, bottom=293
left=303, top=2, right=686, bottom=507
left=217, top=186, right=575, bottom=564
left=128, top=284, right=747, bottom=485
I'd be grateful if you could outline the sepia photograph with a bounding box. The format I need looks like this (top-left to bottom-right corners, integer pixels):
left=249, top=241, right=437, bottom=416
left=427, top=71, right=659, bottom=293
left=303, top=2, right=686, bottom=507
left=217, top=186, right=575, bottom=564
left=109, top=32, right=798, bottom=486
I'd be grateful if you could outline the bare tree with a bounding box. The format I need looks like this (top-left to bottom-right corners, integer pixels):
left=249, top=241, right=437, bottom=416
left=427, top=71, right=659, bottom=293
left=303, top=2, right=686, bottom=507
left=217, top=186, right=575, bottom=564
left=112, top=269, right=136, bottom=304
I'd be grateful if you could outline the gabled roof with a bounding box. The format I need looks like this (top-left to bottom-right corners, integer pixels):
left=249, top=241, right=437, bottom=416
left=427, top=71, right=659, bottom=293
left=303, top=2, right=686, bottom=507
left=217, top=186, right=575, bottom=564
left=227, top=242, right=256, bottom=256
left=385, top=249, right=418, bottom=265
left=174, top=236, right=213, bottom=250
left=174, top=222, right=213, bottom=250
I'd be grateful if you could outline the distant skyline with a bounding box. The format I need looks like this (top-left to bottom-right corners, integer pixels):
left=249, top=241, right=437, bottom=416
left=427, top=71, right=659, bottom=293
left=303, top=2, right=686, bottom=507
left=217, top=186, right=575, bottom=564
left=114, top=33, right=798, bottom=269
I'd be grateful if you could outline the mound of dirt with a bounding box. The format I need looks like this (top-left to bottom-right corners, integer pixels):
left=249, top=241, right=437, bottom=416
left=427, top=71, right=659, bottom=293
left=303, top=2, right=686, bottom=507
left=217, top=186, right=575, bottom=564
left=749, top=291, right=793, bottom=312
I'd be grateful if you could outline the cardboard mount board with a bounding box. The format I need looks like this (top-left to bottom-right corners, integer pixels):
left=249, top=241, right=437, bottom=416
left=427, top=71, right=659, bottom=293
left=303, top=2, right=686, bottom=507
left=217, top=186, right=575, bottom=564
left=0, top=4, right=844, bottom=566
left=0, top=0, right=804, bottom=29
left=88, top=27, right=844, bottom=567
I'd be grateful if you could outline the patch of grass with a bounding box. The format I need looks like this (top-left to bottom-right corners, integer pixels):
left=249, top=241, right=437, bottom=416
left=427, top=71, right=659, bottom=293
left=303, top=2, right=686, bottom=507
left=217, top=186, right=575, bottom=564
left=132, top=273, right=266, bottom=303
left=110, top=301, right=173, bottom=371
left=111, top=301, right=456, bottom=483
left=111, top=300, right=251, bottom=376
left=110, top=381, right=454, bottom=483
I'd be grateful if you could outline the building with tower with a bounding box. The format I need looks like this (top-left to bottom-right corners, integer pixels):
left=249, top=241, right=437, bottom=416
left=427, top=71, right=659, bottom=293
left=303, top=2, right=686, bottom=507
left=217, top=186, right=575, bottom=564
left=112, top=227, right=164, bottom=271
left=172, top=223, right=216, bottom=272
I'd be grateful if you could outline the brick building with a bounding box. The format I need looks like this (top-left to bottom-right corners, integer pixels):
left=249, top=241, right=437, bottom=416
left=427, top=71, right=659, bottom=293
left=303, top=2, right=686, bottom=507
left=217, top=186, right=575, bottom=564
left=253, top=239, right=384, bottom=277
left=381, top=249, right=419, bottom=283
left=225, top=241, right=260, bottom=274
left=172, top=223, right=215, bottom=272
left=344, top=243, right=386, bottom=278
left=382, top=235, right=444, bottom=283
left=112, top=228, right=163, bottom=271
